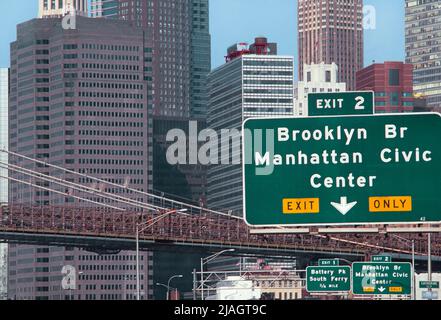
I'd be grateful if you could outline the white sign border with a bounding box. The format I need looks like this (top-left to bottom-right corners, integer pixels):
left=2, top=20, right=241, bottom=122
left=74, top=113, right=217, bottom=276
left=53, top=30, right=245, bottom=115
left=242, top=112, right=441, bottom=228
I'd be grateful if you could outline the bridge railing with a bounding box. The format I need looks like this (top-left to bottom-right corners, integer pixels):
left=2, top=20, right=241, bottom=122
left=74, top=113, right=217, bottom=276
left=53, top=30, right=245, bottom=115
left=1, top=204, right=440, bottom=256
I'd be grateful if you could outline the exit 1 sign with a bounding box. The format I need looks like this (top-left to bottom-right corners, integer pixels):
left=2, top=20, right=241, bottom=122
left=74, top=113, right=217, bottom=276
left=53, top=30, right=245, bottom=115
left=318, top=259, right=340, bottom=266
left=308, top=91, right=374, bottom=116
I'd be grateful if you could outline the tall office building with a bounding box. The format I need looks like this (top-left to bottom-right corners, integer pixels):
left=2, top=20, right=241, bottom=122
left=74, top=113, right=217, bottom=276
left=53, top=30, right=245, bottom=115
left=90, top=0, right=212, bottom=298
left=295, top=62, right=347, bottom=116
left=92, top=0, right=211, bottom=119
left=356, top=61, right=414, bottom=113
left=8, top=245, right=152, bottom=300
left=90, top=0, right=119, bottom=18
left=405, top=0, right=441, bottom=111
left=207, top=38, right=294, bottom=214
left=0, top=68, right=8, bottom=202
left=9, top=16, right=151, bottom=206
left=8, top=16, right=154, bottom=300
left=0, top=68, right=8, bottom=300
left=39, top=0, right=88, bottom=18
left=298, top=0, right=364, bottom=90
left=190, top=0, right=211, bottom=119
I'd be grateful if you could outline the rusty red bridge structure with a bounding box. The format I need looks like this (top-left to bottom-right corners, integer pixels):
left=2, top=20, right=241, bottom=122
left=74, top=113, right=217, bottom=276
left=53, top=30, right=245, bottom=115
left=0, top=149, right=440, bottom=260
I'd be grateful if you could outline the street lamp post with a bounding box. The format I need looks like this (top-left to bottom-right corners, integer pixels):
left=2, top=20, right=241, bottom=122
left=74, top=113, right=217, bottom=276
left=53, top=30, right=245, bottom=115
left=200, top=249, right=235, bottom=300
left=428, top=233, right=432, bottom=300
left=390, top=234, right=416, bottom=300
left=135, top=209, right=188, bottom=300
left=156, top=283, right=170, bottom=299
left=167, top=275, right=183, bottom=300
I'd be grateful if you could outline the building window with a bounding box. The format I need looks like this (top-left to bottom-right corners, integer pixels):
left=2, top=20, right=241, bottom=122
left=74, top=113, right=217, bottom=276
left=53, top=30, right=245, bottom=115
left=390, top=92, right=399, bottom=106
left=307, top=72, right=311, bottom=82
left=389, top=69, right=400, bottom=86
left=325, top=70, right=331, bottom=82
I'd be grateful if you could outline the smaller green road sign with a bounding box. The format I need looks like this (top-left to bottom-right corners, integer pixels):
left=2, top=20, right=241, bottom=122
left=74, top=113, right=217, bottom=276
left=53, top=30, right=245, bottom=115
left=371, top=255, right=392, bottom=263
left=308, top=91, right=374, bottom=116
left=306, top=266, right=351, bottom=293
left=352, top=262, right=412, bottom=295
left=318, top=259, right=340, bottom=266
left=420, top=281, right=440, bottom=289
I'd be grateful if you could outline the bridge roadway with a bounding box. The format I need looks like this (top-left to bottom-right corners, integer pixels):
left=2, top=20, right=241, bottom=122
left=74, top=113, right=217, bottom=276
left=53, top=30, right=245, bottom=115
left=1, top=204, right=440, bottom=260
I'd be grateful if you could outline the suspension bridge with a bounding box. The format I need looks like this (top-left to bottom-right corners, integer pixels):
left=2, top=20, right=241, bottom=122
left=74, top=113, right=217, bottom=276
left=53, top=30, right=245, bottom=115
left=0, top=149, right=440, bottom=259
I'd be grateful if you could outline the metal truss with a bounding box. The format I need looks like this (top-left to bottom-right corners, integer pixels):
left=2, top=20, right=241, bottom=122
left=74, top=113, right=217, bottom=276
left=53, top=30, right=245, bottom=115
left=0, top=149, right=440, bottom=258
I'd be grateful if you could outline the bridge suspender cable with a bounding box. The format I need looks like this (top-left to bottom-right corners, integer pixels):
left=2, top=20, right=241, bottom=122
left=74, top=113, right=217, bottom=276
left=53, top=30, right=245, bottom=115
left=0, top=174, right=124, bottom=211
left=0, top=160, right=161, bottom=212
left=0, top=149, right=238, bottom=219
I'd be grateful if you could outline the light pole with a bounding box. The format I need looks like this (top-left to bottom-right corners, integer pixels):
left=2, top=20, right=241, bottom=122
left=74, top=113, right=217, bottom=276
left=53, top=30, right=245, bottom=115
left=156, top=283, right=171, bottom=299
left=166, top=275, right=183, bottom=300
left=390, top=234, right=416, bottom=300
left=136, top=209, right=188, bottom=300
left=428, top=233, right=432, bottom=300
left=200, top=249, right=235, bottom=300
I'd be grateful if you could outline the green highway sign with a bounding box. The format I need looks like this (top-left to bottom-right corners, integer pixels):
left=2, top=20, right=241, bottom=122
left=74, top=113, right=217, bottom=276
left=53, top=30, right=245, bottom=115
left=371, top=255, right=392, bottom=263
left=318, top=259, right=340, bottom=266
left=308, top=91, right=374, bottom=116
left=243, top=113, right=441, bottom=226
left=306, top=266, right=351, bottom=293
left=420, top=281, right=440, bottom=289
left=352, top=262, right=412, bottom=295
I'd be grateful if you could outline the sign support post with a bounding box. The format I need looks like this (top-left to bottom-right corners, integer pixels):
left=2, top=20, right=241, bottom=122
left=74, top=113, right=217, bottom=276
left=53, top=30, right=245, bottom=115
left=428, top=233, right=432, bottom=300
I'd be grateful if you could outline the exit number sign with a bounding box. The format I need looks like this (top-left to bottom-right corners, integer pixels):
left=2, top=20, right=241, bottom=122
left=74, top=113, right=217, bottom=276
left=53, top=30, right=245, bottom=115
left=308, top=91, right=374, bottom=116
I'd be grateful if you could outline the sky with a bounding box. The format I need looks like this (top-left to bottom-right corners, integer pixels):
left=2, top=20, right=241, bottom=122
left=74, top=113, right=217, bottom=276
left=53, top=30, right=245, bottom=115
left=0, top=0, right=405, bottom=73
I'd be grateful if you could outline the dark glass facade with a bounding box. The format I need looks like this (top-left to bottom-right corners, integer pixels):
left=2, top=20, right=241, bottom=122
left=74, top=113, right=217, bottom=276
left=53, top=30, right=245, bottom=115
left=93, top=0, right=211, bottom=119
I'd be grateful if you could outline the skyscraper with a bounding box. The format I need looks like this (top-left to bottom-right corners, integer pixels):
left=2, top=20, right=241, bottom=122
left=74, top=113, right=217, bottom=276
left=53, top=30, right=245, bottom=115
left=0, top=68, right=8, bottom=300
left=90, top=0, right=212, bottom=298
left=298, top=0, right=364, bottom=90
left=7, top=244, right=152, bottom=300
left=90, top=0, right=119, bottom=18
left=39, top=0, right=88, bottom=18
left=8, top=15, right=153, bottom=300
left=9, top=16, right=151, bottom=206
left=405, top=0, right=441, bottom=111
left=356, top=61, right=414, bottom=113
left=207, top=38, right=294, bottom=214
left=190, top=0, right=211, bottom=119
left=0, top=68, right=8, bottom=203
left=91, top=0, right=211, bottom=119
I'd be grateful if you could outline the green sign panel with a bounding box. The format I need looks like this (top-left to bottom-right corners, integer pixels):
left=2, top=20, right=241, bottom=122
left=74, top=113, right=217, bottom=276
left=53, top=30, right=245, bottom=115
left=318, top=259, right=340, bottom=266
left=371, top=255, right=392, bottom=263
left=243, top=113, right=441, bottom=226
left=352, top=262, right=412, bottom=295
left=420, top=281, right=440, bottom=289
left=308, top=91, right=374, bottom=116
left=306, top=266, right=351, bottom=293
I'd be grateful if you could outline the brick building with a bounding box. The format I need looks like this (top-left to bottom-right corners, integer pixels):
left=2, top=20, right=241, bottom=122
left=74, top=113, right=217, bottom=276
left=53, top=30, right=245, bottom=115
left=356, top=61, right=414, bottom=113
